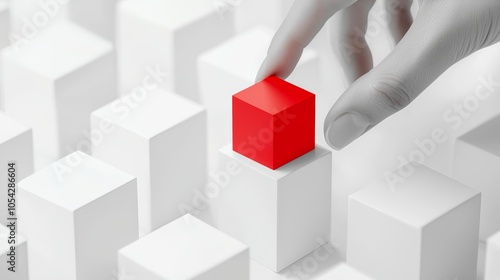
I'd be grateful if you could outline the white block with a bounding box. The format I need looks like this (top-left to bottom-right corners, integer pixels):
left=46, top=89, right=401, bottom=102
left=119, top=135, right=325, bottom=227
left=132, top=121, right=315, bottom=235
left=214, top=0, right=293, bottom=32
left=0, top=224, right=28, bottom=280
left=0, top=1, right=8, bottom=107
left=0, top=1, right=8, bottom=49
left=118, top=214, right=249, bottom=280
left=454, top=114, right=500, bottom=241
left=68, top=0, right=118, bottom=40
left=347, top=163, right=481, bottom=280
left=91, top=89, right=207, bottom=236
left=485, top=231, right=500, bottom=280
left=0, top=113, right=33, bottom=227
left=217, top=144, right=332, bottom=272
left=117, top=0, right=235, bottom=102
left=9, top=0, right=68, bottom=39
left=198, top=27, right=320, bottom=169
left=321, top=263, right=372, bottom=279
left=18, top=151, right=138, bottom=280
left=1, top=21, right=116, bottom=169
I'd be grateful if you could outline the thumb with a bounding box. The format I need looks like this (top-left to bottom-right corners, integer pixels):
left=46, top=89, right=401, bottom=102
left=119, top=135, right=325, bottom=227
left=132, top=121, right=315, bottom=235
left=324, top=0, right=500, bottom=150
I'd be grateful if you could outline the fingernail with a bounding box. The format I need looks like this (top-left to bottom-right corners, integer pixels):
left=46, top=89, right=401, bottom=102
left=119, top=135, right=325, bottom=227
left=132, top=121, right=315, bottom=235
left=325, top=113, right=370, bottom=150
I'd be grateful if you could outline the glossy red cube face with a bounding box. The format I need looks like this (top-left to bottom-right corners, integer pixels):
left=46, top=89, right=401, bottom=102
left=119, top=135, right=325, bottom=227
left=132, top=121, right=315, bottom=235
left=232, top=76, right=315, bottom=169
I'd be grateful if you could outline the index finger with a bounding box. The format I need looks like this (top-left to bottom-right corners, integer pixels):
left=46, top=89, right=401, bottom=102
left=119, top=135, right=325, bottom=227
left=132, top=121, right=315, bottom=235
left=256, top=0, right=358, bottom=81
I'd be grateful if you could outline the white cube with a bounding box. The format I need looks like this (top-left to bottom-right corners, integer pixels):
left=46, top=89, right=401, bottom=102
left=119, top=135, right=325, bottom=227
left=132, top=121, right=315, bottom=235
left=18, top=151, right=138, bottom=280
left=0, top=1, right=8, bottom=50
left=118, top=214, right=249, bottom=280
left=485, top=231, right=500, bottom=280
left=68, top=0, right=119, bottom=41
left=198, top=26, right=319, bottom=169
left=91, top=89, right=207, bottom=236
left=0, top=113, right=33, bottom=227
left=217, top=144, right=332, bottom=272
left=0, top=224, right=28, bottom=280
left=454, top=114, right=500, bottom=241
left=347, top=163, right=481, bottom=280
left=321, top=263, right=373, bottom=279
left=1, top=21, right=116, bottom=169
left=117, top=0, right=235, bottom=102
left=8, top=0, right=68, bottom=40
left=214, top=0, right=293, bottom=32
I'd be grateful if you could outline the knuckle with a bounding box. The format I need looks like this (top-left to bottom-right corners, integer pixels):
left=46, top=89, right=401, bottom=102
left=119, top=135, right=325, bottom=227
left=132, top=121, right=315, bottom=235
left=368, top=78, right=413, bottom=113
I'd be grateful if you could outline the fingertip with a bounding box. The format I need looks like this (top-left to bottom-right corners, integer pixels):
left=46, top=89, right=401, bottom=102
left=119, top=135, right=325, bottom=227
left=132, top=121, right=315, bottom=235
left=324, top=112, right=371, bottom=150
left=255, top=58, right=268, bottom=83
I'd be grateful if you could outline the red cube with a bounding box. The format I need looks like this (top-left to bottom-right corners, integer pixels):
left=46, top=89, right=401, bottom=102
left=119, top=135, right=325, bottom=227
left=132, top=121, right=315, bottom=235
left=232, top=76, right=315, bottom=169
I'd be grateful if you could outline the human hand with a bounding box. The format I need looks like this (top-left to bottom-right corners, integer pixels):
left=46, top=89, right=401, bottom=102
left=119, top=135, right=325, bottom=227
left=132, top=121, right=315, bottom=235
left=257, top=0, right=500, bottom=150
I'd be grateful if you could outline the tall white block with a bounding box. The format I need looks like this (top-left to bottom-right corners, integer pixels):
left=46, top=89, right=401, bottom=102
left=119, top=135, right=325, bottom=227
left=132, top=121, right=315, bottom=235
left=118, top=214, right=249, bottom=280
left=18, top=151, right=138, bottom=280
left=0, top=1, right=8, bottom=49
left=485, top=231, right=500, bottom=280
left=0, top=113, right=33, bottom=227
left=214, top=0, right=293, bottom=32
left=347, top=163, right=481, bottom=280
left=0, top=224, right=28, bottom=280
left=321, top=263, right=372, bottom=279
left=117, top=0, right=235, bottom=102
left=91, top=89, right=207, bottom=236
left=217, top=144, right=332, bottom=272
left=198, top=27, right=319, bottom=169
left=68, top=0, right=119, bottom=40
left=1, top=21, right=116, bottom=169
left=454, top=114, right=500, bottom=241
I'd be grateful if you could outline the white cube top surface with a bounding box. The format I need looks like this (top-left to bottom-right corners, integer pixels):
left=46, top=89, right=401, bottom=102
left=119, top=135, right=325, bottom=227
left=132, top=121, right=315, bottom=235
left=350, top=163, right=480, bottom=228
left=2, top=21, right=112, bottom=79
left=19, top=152, right=135, bottom=212
left=459, top=114, right=500, bottom=157
left=322, top=263, right=373, bottom=279
left=93, top=89, right=205, bottom=139
left=120, top=0, right=215, bottom=29
left=0, top=112, right=30, bottom=145
left=0, top=224, right=26, bottom=255
left=200, top=26, right=317, bottom=81
left=119, top=214, right=248, bottom=279
left=220, top=144, right=330, bottom=179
